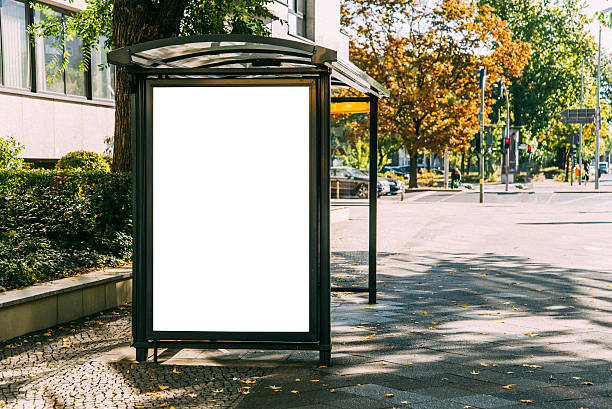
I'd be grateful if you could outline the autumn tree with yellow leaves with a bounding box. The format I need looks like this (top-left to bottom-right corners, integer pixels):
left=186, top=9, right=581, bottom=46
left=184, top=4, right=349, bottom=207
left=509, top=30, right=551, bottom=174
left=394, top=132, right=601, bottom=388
left=342, top=0, right=531, bottom=186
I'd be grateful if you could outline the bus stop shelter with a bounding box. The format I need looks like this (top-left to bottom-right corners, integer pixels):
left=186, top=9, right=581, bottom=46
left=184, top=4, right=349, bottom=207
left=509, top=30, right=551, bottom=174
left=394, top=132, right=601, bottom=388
left=108, top=34, right=388, bottom=365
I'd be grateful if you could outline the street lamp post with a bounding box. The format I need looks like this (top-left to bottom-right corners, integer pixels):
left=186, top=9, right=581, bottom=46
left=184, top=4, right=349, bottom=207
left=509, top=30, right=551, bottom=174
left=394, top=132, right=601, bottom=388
left=505, top=84, right=510, bottom=192
left=479, top=67, right=486, bottom=203
left=595, top=6, right=612, bottom=190
left=579, top=58, right=584, bottom=185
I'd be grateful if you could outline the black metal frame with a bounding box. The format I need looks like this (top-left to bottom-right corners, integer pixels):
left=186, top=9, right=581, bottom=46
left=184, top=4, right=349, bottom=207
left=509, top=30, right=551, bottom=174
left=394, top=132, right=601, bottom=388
left=330, top=96, right=378, bottom=304
left=131, top=72, right=332, bottom=364
left=109, top=34, right=388, bottom=366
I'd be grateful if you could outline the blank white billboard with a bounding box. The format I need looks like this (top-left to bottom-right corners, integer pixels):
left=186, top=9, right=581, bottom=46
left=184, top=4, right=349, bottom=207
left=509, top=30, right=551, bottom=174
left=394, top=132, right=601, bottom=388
left=152, top=85, right=311, bottom=333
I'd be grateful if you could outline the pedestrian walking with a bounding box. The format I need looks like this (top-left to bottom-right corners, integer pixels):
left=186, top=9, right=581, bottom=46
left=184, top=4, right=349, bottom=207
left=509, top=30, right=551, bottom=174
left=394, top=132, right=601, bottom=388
left=451, top=168, right=461, bottom=189
left=584, top=163, right=590, bottom=185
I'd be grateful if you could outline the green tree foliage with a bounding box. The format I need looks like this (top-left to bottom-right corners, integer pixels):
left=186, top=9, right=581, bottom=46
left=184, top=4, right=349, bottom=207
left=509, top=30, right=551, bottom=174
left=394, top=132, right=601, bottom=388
left=478, top=0, right=610, bottom=169
left=0, top=136, right=25, bottom=171
left=28, top=0, right=274, bottom=172
left=342, top=0, right=530, bottom=187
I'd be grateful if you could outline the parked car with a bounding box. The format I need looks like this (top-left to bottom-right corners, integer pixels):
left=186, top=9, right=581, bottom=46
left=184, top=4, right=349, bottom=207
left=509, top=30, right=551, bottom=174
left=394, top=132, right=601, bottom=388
left=386, top=176, right=405, bottom=195
left=359, top=169, right=392, bottom=196
left=599, top=163, right=609, bottom=174
left=330, top=166, right=387, bottom=198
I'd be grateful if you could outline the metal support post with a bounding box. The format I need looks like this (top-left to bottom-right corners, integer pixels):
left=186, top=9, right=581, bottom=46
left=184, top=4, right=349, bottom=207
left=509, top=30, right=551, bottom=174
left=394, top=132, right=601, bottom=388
left=319, top=72, right=332, bottom=366
left=505, top=86, right=510, bottom=191
left=570, top=147, right=574, bottom=186
left=579, top=59, right=584, bottom=185
left=479, top=67, right=486, bottom=203
left=368, top=96, right=378, bottom=304
left=444, top=149, right=449, bottom=188
left=596, top=26, right=602, bottom=190
left=505, top=145, right=510, bottom=192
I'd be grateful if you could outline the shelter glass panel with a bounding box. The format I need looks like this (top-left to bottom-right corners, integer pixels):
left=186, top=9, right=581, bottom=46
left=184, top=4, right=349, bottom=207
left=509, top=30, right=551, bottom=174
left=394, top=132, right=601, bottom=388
left=152, top=85, right=311, bottom=333
left=330, top=107, right=372, bottom=291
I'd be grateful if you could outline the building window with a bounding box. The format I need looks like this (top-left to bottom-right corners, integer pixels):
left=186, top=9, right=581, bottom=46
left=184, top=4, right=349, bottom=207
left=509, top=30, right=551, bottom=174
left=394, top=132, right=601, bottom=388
left=65, top=33, right=84, bottom=96
left=288, top=0, right=306, bottom=38
left=34, top=8, right=86, bottom=97
left=0, top=1, right=114, bottom=101
left=91, top=36, right=115, bottom=100
left=0, top=0, right=30, bottom=89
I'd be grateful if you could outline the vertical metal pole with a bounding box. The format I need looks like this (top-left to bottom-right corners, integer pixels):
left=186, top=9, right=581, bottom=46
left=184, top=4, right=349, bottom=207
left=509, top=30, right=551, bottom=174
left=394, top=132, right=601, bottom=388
left=444, top=149, right=449, bottom=188
left=132, top=75, right=147, bottom=363
left=570, top=146, right=574, bottom=186
left=596, top=26, right=602, bottom=190
left=579, top=59, right=584, bottom=185
left=368, top=96, right=378, bottom=304
left=505, top=89, right=510, bottom=191
left=479, top=67, right=486, bottom=203
left=514, top=130, right=519, bottom=182
left=319, top=73, right=331, bottom=366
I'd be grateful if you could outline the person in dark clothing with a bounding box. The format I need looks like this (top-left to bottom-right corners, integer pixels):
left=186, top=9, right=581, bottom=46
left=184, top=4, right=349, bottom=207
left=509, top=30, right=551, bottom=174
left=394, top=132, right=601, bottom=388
left=451, top=168, right=461, bottom=188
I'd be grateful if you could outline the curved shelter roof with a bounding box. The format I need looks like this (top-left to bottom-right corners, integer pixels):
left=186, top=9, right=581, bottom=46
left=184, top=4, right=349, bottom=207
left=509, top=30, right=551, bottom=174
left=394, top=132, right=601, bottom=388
left=107, top=34, right=389, bottom=98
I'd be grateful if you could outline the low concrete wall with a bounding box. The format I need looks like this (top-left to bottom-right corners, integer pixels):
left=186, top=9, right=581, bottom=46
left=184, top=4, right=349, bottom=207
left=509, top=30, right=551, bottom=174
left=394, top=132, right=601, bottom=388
left=0, top=267, right=132, bottom=342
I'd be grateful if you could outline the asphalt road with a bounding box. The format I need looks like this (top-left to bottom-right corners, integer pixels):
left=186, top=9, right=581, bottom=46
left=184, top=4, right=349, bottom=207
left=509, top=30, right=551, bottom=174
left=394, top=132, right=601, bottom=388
left=332, top=177, right=612, bottom=273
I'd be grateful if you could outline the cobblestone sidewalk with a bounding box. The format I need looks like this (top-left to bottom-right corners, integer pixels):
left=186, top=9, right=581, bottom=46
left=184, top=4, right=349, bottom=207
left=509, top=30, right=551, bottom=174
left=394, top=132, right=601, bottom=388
left=0, top=304, right=268, bottom=409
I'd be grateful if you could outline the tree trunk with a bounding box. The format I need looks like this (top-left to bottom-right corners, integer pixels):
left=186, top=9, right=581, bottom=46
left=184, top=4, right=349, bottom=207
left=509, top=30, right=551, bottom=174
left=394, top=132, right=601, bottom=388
left=461, top=151, right=465, bottom=175
left=409, top=149, right=419, bottom=188
left=111, top=0, right=189, bottom=172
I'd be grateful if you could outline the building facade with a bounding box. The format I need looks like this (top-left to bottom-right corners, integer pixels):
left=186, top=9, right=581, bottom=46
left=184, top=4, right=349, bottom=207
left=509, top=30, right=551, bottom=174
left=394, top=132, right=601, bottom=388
left=0, top=0, right=348, bottom=163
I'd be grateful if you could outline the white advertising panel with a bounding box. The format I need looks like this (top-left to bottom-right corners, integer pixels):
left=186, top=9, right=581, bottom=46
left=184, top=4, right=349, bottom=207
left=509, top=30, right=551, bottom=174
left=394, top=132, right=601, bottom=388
left=152, top=85, right=311, bottom=333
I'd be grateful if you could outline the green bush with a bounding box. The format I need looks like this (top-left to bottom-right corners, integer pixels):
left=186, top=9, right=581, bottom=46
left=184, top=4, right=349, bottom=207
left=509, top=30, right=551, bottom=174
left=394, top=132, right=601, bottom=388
left=55, top=151, right=110, bottom=172
left=0, top=136, right=25, bottom=170
left=0, top=170, right=132, bottom=290
left=540, top=166, right=562, bottom=179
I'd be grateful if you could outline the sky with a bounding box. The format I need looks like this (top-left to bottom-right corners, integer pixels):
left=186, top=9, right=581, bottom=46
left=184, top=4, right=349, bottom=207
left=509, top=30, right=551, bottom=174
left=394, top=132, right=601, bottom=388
left=585, top=0, right=612, bottom=52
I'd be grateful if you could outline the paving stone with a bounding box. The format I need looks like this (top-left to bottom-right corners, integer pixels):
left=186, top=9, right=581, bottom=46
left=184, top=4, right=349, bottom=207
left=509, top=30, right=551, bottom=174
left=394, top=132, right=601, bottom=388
left=337, top=383, right=433, bottom=404
left=449, top=394, right=518, bottom=408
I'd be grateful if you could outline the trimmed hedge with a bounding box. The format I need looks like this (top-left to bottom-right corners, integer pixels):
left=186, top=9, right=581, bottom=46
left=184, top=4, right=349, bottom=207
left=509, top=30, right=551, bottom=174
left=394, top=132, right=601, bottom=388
left=0, top=170, right=132, bottom=290
left=56, top=151, right=110, bottom=172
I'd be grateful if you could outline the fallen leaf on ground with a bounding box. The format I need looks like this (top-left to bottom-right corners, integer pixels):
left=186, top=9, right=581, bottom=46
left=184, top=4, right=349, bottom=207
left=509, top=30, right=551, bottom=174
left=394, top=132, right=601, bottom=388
left=470, top=370, right=479, bottom=375
left=480, top=362, right=489, bottom=367
left=519, top=399, right=535, bottom=404
left=330, top=389, right=337, bottom=393
left=501, top=384, right=515, bottom=390
left=384, top=393, right=394, bottom=398
left=523, top=333, right=538, bottom=337
left=158, top=385, right=169, bottom=391
left=581, top=381, right=594, bottom=385
left=172, top=367, right=181, bottom=374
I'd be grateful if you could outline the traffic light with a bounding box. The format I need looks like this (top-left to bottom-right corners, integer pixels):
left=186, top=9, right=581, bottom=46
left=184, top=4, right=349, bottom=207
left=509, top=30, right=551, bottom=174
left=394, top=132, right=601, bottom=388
left=470, top=136, right=480, bottom=151
left=494, top=80, right=504, bottom=99
left=527, top=145, right=532, bottom=153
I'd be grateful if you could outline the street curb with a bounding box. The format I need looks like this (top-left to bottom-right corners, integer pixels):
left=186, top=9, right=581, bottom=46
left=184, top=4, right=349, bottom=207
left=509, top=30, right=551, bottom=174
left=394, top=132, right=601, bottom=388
left=553, top=190, right=612, bottom=193
left=406, top=188, right=464, bottom=192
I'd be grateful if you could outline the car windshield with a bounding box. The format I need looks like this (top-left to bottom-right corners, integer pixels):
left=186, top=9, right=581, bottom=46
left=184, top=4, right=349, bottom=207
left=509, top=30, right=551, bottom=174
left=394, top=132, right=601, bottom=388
left=349, top=168, right=369, bottom=178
